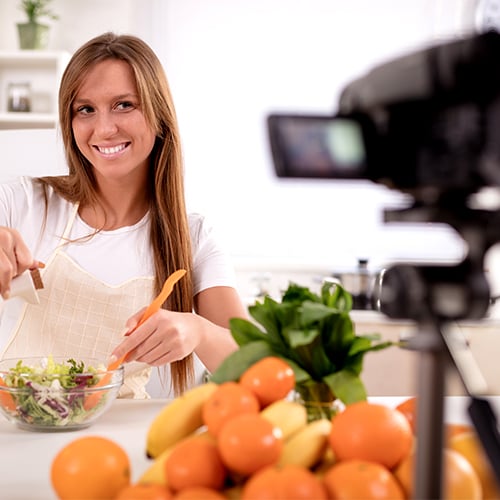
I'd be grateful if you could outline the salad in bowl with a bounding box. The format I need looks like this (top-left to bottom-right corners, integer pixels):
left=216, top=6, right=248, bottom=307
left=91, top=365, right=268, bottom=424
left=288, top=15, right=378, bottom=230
left=0, top=356, right=123, bottom=431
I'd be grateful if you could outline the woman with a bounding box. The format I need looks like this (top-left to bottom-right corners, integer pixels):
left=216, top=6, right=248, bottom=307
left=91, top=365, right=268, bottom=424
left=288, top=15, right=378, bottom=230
left=0, top=32, right=246, bottom=398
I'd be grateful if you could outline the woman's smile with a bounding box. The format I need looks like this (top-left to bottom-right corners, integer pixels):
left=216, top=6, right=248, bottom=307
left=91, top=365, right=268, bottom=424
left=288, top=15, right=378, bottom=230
left=94, top=142, right=131, bottom=157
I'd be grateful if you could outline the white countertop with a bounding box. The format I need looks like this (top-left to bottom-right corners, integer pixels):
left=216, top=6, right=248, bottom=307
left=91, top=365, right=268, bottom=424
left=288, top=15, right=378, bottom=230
left=0, top=396, right=498, bottom=499
left=350, top=309, right=500, bottom=326
left=0, top=399, right=166, bottom=500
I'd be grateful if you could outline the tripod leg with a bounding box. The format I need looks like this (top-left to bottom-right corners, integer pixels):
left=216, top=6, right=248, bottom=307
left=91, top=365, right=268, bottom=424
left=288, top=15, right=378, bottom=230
left=410, top=325, right=447, bottom=499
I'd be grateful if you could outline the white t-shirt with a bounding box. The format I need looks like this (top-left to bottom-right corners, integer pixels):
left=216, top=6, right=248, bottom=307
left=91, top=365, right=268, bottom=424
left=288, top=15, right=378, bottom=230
left=0, top=176, right=237, bottom=350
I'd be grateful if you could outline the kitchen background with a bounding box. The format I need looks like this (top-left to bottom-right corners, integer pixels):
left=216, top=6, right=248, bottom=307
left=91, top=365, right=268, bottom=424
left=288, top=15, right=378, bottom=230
left=0, top=0, right=483, bottom=283
left=1, top=0, right=499, bottom=395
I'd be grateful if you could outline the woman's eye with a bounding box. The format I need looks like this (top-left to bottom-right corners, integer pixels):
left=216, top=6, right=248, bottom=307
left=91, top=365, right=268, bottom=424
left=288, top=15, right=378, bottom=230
left=116, top=101, right=134, bottom=111
left=75, top=105, right=94, bottom=114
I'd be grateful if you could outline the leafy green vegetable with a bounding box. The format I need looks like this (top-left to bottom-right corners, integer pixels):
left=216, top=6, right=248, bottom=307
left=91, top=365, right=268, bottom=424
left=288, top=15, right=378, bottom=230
left=2, top=356, right=106, bottom=427
left=211, top=281, right=395, bottom=406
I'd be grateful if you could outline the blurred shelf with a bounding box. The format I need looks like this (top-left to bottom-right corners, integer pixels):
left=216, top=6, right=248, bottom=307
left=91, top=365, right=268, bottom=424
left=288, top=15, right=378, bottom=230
left=0, top=50, right=71, bottom=129
left=0, top=111, right=57, bottom=129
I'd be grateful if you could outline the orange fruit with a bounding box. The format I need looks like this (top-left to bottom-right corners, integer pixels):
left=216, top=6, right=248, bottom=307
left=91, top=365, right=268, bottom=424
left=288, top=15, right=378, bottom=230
left=0, top=381, right=16, bottom=412
left=395, top=396, right=417, bottom=434
left=165, top=436, right=226, bottom=493
left=50, top=435, right=130, bottom=500
left=116, top=484, right=173, bottom=499
left=239, top=356, right=295, bottom=407
left=241, top=464, right=328, bottom=499
left=323, top=459, right=405, bottom=499
left=394, top=447, right=482, bottom=499
left=174, top=486, right=226, bottom=499
left=395, top=397, right=473, bottom=443
left=449, top=431, right=500, bottom=499
left=446, top=423, right=474, bottom=443
left=328, top=401, right=413, bottom=469
left=202, top=381, right=260, bottom=436
left=217, top=413, right=283, bottom=476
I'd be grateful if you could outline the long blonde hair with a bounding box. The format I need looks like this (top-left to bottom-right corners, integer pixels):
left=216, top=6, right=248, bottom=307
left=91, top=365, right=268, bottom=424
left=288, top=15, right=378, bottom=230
left=38, top=32, right=194, bottom=395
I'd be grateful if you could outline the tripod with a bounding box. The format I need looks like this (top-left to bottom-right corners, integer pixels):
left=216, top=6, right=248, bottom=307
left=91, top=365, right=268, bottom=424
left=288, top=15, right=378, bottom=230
left=379, top=203, right=500, bottom=498
left=406, top=317, right=500, bottom=498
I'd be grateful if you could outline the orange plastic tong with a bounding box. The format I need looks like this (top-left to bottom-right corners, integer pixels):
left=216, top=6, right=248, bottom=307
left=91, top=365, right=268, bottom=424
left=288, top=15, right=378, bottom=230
left=107, top=268, right=187, bottom=371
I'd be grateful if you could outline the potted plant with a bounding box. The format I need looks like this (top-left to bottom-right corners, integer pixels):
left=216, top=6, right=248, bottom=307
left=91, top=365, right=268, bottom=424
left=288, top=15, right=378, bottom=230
left=17, top=0, right=58, bottom=50
left=211, top=281, right=396, bottom=420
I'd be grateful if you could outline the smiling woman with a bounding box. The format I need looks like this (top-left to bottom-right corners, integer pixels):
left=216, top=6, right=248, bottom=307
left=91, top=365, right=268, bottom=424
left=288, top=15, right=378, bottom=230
left=0, top=32, right=247, bottom=400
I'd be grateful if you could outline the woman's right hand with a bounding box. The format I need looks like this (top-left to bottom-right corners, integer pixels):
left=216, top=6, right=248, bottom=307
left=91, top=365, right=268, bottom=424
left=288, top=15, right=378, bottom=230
left=0, top=227, right=34, bottom=299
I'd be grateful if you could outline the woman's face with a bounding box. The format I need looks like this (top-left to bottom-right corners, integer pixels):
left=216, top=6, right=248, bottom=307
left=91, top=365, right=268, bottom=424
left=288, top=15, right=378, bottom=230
left=71, top=59, right=156, bottom=185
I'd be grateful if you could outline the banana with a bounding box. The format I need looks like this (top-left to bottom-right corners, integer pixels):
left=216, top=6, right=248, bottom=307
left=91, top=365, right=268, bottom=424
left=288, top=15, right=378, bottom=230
left=278, top=418, right=332, bottom=469
left=140, top=430, right=212, bottom=485
left=260, top=399, right=308, bottom=440
left=139, top=442, right=175, bottom=486
left=145, top=382, right=217, bottom=458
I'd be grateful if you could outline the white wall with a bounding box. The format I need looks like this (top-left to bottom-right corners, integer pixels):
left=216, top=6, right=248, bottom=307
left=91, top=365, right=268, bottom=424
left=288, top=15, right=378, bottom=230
left=157, top=0, right=477, bottom=273
left=0, top=0, right=486, bottom=276
left=0, top=0, right=156, bottom=53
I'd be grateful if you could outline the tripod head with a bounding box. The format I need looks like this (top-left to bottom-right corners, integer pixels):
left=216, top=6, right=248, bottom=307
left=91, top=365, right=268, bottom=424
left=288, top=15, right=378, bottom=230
left=377, top=198, right=499, bottom=323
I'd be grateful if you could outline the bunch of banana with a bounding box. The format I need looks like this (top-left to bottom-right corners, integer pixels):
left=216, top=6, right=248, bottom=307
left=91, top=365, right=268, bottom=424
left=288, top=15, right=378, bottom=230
left=139, top=386, right=311, bottom=486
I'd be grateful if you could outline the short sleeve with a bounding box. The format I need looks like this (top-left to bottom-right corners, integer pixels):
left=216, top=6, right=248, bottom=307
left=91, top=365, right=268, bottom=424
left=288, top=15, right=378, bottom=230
left=189, top=213, right=237, bottom=295
left=0, top=176, right=74, bottom=262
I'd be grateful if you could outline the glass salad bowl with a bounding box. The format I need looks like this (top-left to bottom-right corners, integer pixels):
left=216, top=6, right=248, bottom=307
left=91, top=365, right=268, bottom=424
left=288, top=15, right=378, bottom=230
left=0, top=356, right=124, bottom=432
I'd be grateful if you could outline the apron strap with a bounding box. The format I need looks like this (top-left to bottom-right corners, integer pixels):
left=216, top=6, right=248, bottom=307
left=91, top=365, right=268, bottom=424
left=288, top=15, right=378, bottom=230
left=62, top=202, right=80, bottom=240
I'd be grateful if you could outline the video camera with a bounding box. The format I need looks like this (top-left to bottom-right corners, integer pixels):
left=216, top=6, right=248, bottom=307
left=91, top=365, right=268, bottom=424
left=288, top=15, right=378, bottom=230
left=268, top=31, right=500, bottom=324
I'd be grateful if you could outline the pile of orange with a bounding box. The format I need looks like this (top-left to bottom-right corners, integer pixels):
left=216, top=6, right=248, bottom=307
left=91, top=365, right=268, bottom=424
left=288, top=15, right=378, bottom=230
left=395, top=396, right=500, bottom=500
left=321, top=400, right=412, bottom=499
left=49, top=358, right=500, bottom=499
left=164, top=356, right=297, bottom=495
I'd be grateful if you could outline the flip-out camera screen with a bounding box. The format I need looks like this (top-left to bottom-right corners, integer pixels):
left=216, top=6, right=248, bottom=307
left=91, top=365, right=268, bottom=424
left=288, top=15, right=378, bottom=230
left=267, top=114, right=367, bottom=179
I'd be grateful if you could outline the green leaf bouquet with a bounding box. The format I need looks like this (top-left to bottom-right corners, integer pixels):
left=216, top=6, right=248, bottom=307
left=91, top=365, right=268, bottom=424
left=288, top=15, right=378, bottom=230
left=211, top=281, right=395, bottom=417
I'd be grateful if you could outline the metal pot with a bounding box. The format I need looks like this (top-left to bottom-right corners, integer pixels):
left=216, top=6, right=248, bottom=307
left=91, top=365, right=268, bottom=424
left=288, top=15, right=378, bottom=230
left=331, top=259, right=377, bottom=310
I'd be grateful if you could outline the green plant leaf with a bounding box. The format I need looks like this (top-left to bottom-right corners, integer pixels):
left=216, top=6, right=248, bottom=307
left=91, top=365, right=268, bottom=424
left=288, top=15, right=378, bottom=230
left=347, top=335, right=374, bottom=356
left=286, top=327, right=319, bottom=348
left=299, top=301, right=339, bottom=326
left=283, top=325, right=336, bottom=379
left=229, top=317, right=267, bottom=346
left=322, top=313, right=355, bottom=366
left=323, top=369, right=367, bottom=405
left=348, top=336, right=395, bottom=357
left=249, top=297, right=287, bottom=348
left=321, top=281, right=352, bottom=311
left=282, top=283, right=321, bottom=304
left=20, top=0, right=58, bottom=22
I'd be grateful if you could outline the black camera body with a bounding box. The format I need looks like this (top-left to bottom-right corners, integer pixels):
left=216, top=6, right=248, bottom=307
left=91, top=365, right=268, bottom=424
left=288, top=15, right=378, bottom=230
left=267, top=31, right=500, bottom=323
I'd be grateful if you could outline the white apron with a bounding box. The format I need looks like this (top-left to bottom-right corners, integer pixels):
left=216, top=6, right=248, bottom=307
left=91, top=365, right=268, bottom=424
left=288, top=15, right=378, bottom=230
left=1, top=204, right=155, bottom=399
